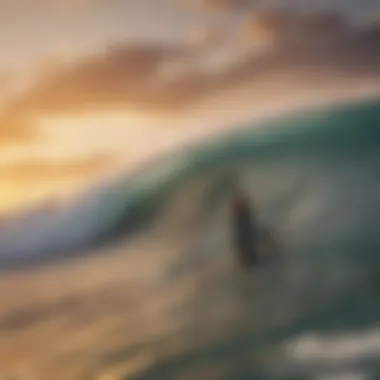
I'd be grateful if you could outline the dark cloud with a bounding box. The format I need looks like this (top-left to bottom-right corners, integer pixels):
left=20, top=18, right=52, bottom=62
left=241, top=8, right=349, bottom=47
left=188, top=10, right=380, bottom=97
left=4, top=9, right=380, bottom=117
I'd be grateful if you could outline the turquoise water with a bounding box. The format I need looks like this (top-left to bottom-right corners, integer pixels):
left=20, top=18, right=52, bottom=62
left=0, top=96, right=379, bottom=379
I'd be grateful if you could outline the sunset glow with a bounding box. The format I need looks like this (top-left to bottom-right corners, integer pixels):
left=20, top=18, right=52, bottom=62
left=0, top=111, right=175, bottom=213
left=0, top=0, right=379, bottom=215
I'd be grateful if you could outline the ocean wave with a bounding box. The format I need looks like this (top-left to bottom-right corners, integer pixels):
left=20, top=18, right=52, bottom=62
left=0, top=95, right=379, bottom=379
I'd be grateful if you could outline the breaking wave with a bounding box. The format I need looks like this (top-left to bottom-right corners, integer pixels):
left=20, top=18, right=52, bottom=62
left=0, top=95, right=379, bottom=379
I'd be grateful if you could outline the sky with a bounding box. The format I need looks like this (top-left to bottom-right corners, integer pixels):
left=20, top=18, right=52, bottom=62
left=0, top=0, right=380, bottom=214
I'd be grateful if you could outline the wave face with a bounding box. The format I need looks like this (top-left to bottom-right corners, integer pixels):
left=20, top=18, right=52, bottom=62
left=0, top=97, right=379, bottom=379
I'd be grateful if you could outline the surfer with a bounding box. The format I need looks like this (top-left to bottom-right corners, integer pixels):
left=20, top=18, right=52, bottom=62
left=231, top=192, right=261, bottom=270
left=230, top=192, right=279, bottom=271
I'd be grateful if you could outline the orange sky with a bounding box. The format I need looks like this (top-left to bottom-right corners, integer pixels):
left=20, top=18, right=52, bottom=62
left=0, top=0, right=379, bottom=215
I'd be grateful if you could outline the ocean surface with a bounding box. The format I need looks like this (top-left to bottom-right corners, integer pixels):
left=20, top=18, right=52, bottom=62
left=0, top=96, right=379, bottom=379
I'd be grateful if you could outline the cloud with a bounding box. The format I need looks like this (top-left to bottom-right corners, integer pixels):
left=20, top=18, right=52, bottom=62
left=241, top=8, right=300, bottom=46
left=0, top=0, right=95, bottom=11
left=240, top=8, right=349, bottom=47
left=186, top=26, right=225, bottom=50
left=0, top=115, right=37, bottom=147
left=3, top=9, right=380, bottom=119
left=6, top=44, right=191, bottom=116
left=205, top=10, right=380, bottom=89
left=188, top=0, right=252, bottom=12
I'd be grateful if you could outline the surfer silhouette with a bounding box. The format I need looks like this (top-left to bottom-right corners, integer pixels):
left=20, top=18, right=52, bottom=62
left=231, top=192, right=261, bottom=270
left=230, top=191, right=279, bottom=271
